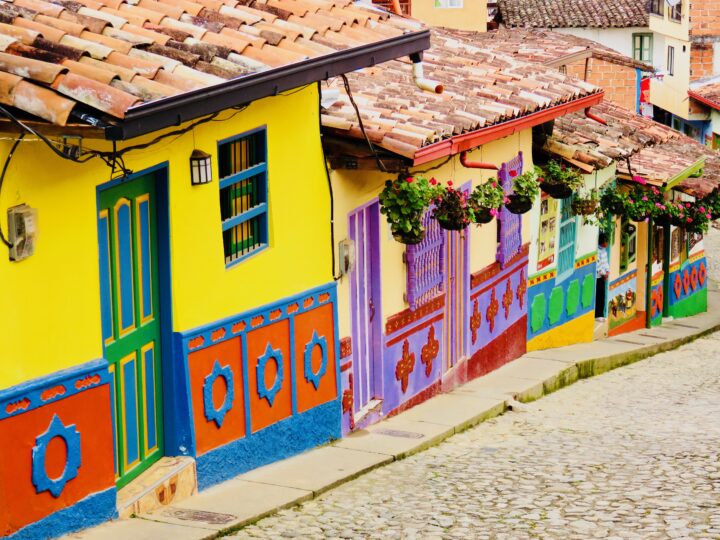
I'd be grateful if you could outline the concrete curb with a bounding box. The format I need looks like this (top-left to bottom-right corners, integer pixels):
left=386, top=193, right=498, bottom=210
left=71, top=298, right=720, bottom=540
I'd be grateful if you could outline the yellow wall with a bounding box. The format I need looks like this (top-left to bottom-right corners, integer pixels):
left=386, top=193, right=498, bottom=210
left=410, top=0, right=487, bottom=31
left=0, top=85, right=331, bottom=389
left=331, top=130, right=532, bottom=338
left=648, top=1, right=694, bottom=120
left=649, top=1, right=689, bottom=42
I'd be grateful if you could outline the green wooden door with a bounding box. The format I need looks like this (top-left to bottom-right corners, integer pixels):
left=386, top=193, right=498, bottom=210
left=98, top=174, right=163, bottom=488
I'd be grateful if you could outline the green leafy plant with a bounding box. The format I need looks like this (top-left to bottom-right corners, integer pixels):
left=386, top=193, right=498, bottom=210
left=571, top=188, right=599, bottom=216
left=541, top=160, right=584, bottom=190
left=468, top=180, right=505, bottom=224
left=625, top=185, right=665, bottom=221
left=512, top=167, right=541, bottom=200
left=432, top=182, right=471, bottom=231
left=600, top=186, right=628, bottom=216
left=379, top=175, right=440, bottom=244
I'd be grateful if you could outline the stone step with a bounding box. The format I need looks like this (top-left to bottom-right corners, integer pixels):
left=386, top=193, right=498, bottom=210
left=117, top=456, right=197, bottom=519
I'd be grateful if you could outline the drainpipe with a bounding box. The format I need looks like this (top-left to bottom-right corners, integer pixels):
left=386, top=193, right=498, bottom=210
left=585, top=107, right=607, bottom=125
left=459, top=151, right=498, bottom=170
left=409, top=52, right=444, bottom=94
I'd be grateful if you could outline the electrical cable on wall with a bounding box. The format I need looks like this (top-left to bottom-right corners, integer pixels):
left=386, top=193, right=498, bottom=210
left=0, top=132, right=25, bottom=248
left=340, top=74, right=388, bottom=173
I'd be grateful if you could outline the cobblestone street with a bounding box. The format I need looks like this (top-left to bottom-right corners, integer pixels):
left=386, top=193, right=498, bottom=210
left=233, top=332, right=720, bottom=539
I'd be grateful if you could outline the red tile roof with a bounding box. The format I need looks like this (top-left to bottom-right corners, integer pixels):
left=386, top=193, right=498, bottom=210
left=497, top=0, right=648, bottom=29
left=689, top=81, right=720, bottom=112
left=0, top=0, right=427, bottom=135
left=321, top=27, right=601, bottom=160
left=547, top=100, right=720, bottom=196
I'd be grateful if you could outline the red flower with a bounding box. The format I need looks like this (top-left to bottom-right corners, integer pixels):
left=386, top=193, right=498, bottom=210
left=406, top=177, right=414, bottom=183
left=430, top=177, right=437, bottom=185
left=448, top=181, right=454, bottom=187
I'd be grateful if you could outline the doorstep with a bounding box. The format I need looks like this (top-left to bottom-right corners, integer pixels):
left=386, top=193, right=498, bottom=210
left=117, top=456, right=197, bottom=518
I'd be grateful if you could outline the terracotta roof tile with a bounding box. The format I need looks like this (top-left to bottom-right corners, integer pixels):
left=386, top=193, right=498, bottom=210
left=689, top=80, right=720, bottom=111
left=0, top=0, right=423, bottom=128
left=498, top=0, right=648, bottom=29
left=322, top=27, right=600, bottom=159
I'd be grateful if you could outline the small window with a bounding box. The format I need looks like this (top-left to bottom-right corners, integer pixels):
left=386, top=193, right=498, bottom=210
left=434, top=0, right=463, bottom=7
left=670, top=1, right=682, bottom=22
left=218, top=128, right=268, bottom=265
left=633, top=33, right=653, bottom=64
left=649, top=0, right=662, bottom=15
left=620, top=218, right=637, bottom=273
left=667, top=46, right=675, bottom=76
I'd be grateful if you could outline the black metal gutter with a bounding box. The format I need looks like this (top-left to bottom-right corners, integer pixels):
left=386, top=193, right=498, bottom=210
left=105, top=30, right=431, bottom=141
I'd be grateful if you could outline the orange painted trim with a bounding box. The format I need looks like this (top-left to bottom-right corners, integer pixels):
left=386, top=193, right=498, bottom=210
left=412, top=92, right=605, bottom=165
left=608, top=311, right=647, bottom=336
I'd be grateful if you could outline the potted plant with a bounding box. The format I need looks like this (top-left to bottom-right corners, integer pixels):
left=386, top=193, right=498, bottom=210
left=468, top=179, right=505, bottom=224
left=538, top=160, right=584, bottom=199
left=379, top=175, right=439, bottom=244
left=682, top=201, right=712, bottom=233
left=600, top=187, right=627, bottom=216
left=505, top=167, right=540, bottom=215
left=625, top=186, right=665, bottom=222
left=571, top=188, right=599, bottom=216
left=433, top=182, right=471, bottom=231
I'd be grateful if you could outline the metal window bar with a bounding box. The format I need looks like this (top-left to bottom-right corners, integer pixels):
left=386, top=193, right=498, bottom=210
left=496, top=152, right=523, bottom=268
left=219, top=130, right=268, bottom=263
left=406, top=209, right=445, bottom=310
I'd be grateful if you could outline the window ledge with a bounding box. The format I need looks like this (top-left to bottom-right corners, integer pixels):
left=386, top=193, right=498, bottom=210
left=225, top=244, right=269, bottom=269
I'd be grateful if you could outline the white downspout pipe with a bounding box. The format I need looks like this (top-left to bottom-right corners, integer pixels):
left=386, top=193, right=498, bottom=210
left=410, top=52, right=444, bottom=94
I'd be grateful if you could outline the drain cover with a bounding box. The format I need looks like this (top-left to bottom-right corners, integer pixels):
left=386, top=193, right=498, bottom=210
left=374, top=428, right=424, bottom=439
left=163, top=507, right=237, bottom=525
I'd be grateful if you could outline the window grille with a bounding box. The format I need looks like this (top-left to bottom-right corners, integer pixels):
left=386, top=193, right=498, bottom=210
left=496, top=152, right=523, bottom=268
left=406, top=210, right=445, bottom=310
left=218, top=128, right=268, bottom=265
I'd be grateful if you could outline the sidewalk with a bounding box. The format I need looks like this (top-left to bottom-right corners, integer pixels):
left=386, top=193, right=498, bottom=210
left=68, top=290, right=720, bottom=540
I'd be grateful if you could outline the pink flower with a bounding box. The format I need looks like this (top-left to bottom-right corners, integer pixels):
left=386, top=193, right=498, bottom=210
left=651, top=186, right=659, bottom=194
left=707, top=213, right=712, bottom=219
left=655, top=202, right=662, bottom=207
left=490, top=208, right=499, bottom=216
left=629, top=198, right=635, bottom=204
left=700, top=206, right=706, bottom=213
left=687, top=217, right=693, bottom=223
left=504, top=197, right=510, bottom=204
left=686, top=203, right=692, bottom=208
left=642, top=196, right=648, bottom=201
left=491, top=182, right=498, bottom=188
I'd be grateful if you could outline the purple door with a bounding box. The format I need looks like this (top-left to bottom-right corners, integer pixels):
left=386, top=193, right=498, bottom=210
left=444, top=189, right=470, bottom=369
left=349, top=202, right=382, bottom=414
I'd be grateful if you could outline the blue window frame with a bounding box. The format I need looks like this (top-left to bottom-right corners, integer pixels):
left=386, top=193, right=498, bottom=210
left=556, top=197, right=577, bottom=282
left=218, top=127, right=268, bottom=266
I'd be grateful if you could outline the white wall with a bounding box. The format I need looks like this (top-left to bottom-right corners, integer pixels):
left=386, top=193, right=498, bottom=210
left=554, top=27, right=650, bottom=60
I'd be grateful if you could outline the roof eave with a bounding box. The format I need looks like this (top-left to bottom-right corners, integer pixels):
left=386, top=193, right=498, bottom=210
left=412, top=91, right=605, bottom=166
left=688, top=90, right=720, bottom=112
left=104, top=29, right=431, bottom=141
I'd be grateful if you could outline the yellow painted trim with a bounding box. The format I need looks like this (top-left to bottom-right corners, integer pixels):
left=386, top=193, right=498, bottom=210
left=651, top=271, right=664, bottom=287
left=528, top=269, right=557, bottom=287
left=99, top=209, right=115, bottom=347
left=574, top=254, right=597, bottom=269
left=119, top=351, right=140, bottom=473
left=135, top=193, right=154, bottom=326
left=527, top=311, right=595, bottom=352
left=689, top=250, right=705, bottom=264
left=140, top=342, right=157, bottom=457
left=669, top=262, right=681, bottom=273
left=114, top=198, right=136, bottom=338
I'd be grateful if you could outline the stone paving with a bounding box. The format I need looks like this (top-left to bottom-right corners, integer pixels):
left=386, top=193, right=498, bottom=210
left=233, top=334, right=720, bottom=539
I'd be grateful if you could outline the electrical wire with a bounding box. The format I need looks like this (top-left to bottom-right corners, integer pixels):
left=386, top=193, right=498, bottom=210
left=0, top=132, right=25, bottom=248
left=412, top=154, right=452, bottom=175
left=340, top=74, right=388, bottom=173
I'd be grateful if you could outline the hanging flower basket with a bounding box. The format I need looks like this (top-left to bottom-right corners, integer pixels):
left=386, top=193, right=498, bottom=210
left=471, top=206, right=494, bottom=224
left=393, top=228, right=425, bottom=245
left=571, top=198, right=599, bottom=216
left=433, top=183, right=471, bottom=231
left=379, top=175, right=441, bottom=245
left=505, top=194, right=533, bottom=214
left=600, top=188, right=627, bottom=216
left=540, top=181, right=573, bottom=200
left=538, top=160, right=583, bottom=200
left=468, top=180, right=504, bottom=225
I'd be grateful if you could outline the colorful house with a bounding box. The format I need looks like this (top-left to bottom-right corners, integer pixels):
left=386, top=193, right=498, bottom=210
left=547, top=101, right=718, bottom=336
left=0, top=2, right=430, bottom=538
left=321, top=27, right=603, bottom=432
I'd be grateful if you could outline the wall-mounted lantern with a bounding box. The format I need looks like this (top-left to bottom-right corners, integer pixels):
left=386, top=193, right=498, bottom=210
left=190, top=149, right=212, bottom=185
